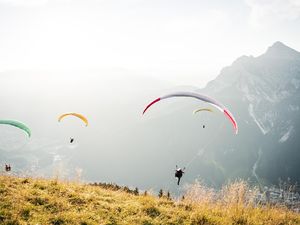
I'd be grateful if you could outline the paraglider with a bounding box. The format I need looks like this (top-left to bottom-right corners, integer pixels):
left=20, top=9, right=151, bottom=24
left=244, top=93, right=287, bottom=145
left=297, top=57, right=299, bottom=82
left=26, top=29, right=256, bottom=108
left=143, top=91, right=238, bottom=134
left=58, top=113, right=88, bottom=143
left=193, top=108, right=213, bottom=129
left=0, top=120, right=31, bottom=137
left=175, top=165, right=185, bottom=185
left=58, top=113, right=88, bottom=126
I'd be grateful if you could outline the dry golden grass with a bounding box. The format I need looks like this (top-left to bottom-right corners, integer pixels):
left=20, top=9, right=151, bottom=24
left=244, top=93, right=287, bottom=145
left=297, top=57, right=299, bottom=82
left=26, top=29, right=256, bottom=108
left=0, top=175, right=299, bottom=225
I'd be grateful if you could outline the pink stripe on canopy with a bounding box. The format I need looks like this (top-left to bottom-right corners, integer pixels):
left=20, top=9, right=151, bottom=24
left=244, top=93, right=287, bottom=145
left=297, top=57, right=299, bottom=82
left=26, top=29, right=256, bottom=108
left=143, top=91, right=238, bottom=135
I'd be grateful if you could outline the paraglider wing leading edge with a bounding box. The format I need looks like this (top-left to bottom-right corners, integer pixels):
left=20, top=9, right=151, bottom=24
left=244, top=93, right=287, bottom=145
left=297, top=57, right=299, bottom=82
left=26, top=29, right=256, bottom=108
left=0, top=120, right=31, bottom=137
left=142, top=91, right=238, bottom=134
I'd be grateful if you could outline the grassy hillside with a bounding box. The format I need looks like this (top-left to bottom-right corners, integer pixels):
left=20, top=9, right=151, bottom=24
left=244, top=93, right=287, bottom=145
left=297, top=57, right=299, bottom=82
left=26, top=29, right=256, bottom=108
left=0, top=175, right=299, bottom=225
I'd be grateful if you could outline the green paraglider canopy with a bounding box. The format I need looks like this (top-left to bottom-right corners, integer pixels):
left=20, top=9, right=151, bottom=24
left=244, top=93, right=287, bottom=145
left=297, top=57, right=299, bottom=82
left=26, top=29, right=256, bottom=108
left=0, top=120, right=31, bottom=137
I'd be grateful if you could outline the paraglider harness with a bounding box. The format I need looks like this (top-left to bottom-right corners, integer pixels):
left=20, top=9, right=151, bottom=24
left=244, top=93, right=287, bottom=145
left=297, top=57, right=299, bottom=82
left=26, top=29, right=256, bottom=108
left=175, top=165, right=185, bottom=185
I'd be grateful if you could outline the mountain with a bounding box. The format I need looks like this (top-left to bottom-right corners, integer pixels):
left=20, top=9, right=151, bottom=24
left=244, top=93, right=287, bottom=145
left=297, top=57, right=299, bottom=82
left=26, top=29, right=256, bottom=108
left=138, top=41, right=300, bottom=189
left=197, top=41, right=300, bottom=186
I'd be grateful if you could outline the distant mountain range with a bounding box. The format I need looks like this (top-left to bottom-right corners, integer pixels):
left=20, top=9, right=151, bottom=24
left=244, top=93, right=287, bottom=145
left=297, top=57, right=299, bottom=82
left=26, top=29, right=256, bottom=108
left=196, top=41, right=300, bottom=186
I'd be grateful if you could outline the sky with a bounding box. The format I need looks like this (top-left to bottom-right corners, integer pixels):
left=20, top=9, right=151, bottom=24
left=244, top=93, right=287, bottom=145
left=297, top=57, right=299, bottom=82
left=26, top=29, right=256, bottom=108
left=0, top=0, right=300, bottom=86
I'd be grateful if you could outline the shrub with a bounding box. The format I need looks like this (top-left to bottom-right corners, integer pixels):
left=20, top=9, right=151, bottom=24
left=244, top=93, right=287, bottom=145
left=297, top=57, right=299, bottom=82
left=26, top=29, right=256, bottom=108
left=144, top=206, right=160, bottom=218
left=50, top=217, right=65, bottom=225
left=20, top=208, right=30, bottom=220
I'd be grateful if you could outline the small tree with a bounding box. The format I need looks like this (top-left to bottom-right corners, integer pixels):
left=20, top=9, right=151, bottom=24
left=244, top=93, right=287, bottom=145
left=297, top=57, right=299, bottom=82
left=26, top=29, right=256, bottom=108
left=167, top=191, right=171, bottom=200
left=158, top=189, right=163, bottom=198
left=134, top=187, right=139, bottom=196
left=123, top=186, right=130, bottom=193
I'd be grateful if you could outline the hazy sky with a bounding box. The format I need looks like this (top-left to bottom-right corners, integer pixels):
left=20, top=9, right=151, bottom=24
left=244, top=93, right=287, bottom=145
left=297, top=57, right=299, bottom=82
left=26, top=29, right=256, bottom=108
left=0, top=0, right=300, bottom=85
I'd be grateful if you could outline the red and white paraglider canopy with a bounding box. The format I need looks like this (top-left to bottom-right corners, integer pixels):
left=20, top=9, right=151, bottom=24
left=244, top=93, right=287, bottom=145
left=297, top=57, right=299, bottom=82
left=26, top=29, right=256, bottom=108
left=143, top=91, right=238, bottom=135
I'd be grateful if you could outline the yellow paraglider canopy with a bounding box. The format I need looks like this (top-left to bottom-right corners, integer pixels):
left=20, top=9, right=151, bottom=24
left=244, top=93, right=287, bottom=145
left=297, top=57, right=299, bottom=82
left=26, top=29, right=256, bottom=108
left=58, top=113, right=88, bottom=126
left=193, top=108, right=213, bottom=114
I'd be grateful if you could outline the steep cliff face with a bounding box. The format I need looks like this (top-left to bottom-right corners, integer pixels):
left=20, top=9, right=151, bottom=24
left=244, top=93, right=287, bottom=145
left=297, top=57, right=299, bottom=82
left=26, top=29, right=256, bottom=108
left=199, top=41, right=300, bottom=185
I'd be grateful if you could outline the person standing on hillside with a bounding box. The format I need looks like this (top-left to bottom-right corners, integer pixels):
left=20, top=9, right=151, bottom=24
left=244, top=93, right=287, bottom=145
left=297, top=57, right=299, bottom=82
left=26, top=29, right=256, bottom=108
left=175, top=166, right=185, bottom=185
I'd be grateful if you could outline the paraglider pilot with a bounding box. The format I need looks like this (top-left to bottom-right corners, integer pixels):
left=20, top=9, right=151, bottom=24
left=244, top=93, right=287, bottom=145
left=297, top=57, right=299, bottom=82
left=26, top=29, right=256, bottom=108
left=175, top=165, right=185, bottom=185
